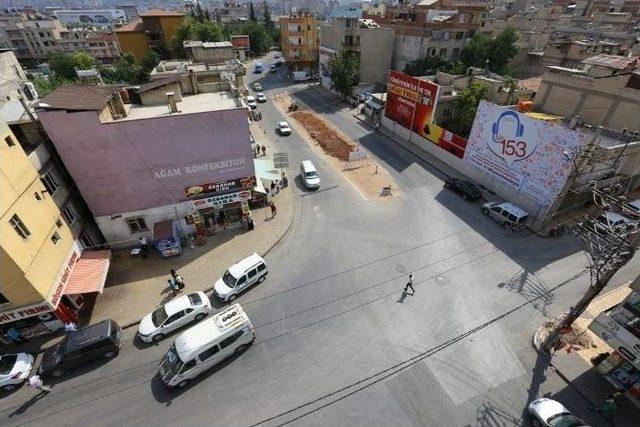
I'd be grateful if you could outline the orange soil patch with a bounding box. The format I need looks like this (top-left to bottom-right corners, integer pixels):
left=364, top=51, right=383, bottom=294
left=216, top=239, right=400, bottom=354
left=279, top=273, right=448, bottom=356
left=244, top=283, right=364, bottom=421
left=290, top=111, right=355, bottom=161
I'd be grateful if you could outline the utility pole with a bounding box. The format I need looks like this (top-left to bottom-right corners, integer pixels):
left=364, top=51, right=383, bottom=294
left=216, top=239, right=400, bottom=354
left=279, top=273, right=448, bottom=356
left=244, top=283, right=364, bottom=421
left=541, top=183, right=640, bottom=353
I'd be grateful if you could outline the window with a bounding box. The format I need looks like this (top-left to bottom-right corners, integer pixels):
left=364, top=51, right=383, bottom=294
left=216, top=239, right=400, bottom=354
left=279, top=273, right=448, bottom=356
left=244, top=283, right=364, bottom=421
left=459, top=14, right=469, bottom=24
left=4, top=136, right=15, bottom=147
left=439, top=48, right=447, bottom=57
left=0, top=292, right=8, bottom=304
left=219, top=330, right=244, bottom=350
left=199, top=344, right=220, bottom=361
left=455, top=31, right=464, bottom=40
left=165, top=311, right=184, bottom=325
left=181, top=359, right=197, bottom=373
left=10, top=214, right=30, bottom=238
left=41, top=168, right=60, bottom=194
left=452, top=48, right=460, bottom=59
left=248, top=269, right=257, bottom=279
left=80, top=231, right=95, bottom=249
left=443, top=32, right=450, bottom=41
left=51, top=232, right=61, bottom=244
left=56, top=219, right=63, bottom=228
left=63, top=201, right=78, bottom=225
left=126, top=217, right=147, bottom=233
left=34, top=192, right=42, bottom=201
left=257, top=263, right=266, bottom=272
left=237, top=275, right=247, bottom=287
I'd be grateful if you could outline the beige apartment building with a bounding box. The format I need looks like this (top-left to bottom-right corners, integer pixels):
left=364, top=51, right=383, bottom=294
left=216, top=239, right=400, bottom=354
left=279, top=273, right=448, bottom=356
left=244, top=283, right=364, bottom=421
left=59, top=27, right=121, bottom=63
left=280, top=14, right=318, bottom=72
left=0, top=14, right=66, bottom=65
left=319, top=18, right=394, bottom=86
left=534, top=54, right=640, bottom=132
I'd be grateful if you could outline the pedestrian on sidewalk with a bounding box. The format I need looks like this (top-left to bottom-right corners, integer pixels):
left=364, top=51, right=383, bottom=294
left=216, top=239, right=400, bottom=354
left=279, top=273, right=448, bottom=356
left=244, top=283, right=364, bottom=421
left=270, top=180, right=276, bottom=194
left=28, top=375, right=51, bottom=394
left=167, top=279, right=180, bottom=296
left=170, top=269, right=185, bottom=290
left=64, top=322, right=77, bottom=332
left=282, top=172, right=288, bottom=188
left=403, top=274, right=415, bottom=295
left=261, top=145, right=266, bottom=157
left=270, top=201, right=277, bottom=218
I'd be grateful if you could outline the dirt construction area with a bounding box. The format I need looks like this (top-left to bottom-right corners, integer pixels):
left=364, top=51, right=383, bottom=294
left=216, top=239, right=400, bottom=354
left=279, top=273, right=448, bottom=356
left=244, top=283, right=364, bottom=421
left=274, top=94, right=399, bottom=201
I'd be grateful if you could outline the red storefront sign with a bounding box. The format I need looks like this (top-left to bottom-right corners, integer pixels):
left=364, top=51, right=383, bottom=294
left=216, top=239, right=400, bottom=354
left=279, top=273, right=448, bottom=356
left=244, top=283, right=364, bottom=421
left=0, top=303, right=52, bottom=325
left=185, top=176, right=256, bottom=197
left=231, top=35, right=251, bottom=50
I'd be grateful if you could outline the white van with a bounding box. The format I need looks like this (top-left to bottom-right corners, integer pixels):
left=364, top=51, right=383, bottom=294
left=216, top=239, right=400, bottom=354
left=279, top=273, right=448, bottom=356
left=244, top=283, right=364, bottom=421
left=482, top=201, right=528, bottom=229
left=300, top=160, right=320, bottom=189
left=158, top=304, right=255, bottom=388
left=213, top=253, right=267, bottom=302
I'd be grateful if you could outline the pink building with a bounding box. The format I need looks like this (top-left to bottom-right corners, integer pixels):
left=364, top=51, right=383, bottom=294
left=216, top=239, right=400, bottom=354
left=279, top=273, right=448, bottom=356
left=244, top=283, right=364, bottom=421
left=37, top=83, right=255, bottom=245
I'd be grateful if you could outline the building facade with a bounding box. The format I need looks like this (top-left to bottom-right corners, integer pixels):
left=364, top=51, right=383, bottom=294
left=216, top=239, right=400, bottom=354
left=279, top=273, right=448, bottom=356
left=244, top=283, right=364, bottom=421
left=59, top=28, right=121, bottom=63
left=36, top=83, right=256, bottom=245
left=114, top=9, right=185, bottom=61
left=0, top=13, right=67, bottom=66
left=53, top=9, right=127, bottom=26
left=280, top=14, right=318, bottom=72
left=0, top=120, right=111, bottom=343
left=319, top=17, right=394, bottom=86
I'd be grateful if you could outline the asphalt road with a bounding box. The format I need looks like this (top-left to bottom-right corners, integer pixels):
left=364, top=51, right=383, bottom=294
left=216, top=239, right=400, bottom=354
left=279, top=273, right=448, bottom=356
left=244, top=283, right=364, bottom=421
left=1, top=55, right=639, bottom=427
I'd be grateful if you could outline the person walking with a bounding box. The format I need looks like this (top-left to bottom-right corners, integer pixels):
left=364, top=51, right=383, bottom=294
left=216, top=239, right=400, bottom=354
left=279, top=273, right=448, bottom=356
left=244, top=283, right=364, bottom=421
left=170, top=269, right=185, bottom=291
left=270, top=180, right=276, bottom=194
left=28, top=375, right=51, bottom=394
left=270, top=201, right=277, bottom=218
left=403, top=274, right=415, bottom=295
left=64, top=322, right=77, bottom=332
left=261, top=145, right=266, bottom=157
left=167, top=279, right=180, bottom=296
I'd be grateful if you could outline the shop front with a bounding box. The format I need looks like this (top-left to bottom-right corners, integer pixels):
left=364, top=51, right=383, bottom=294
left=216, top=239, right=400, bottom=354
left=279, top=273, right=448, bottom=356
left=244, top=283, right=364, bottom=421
left=0, top=243, right=112, bottom=344
left=185, top=189, right=253, bottom=236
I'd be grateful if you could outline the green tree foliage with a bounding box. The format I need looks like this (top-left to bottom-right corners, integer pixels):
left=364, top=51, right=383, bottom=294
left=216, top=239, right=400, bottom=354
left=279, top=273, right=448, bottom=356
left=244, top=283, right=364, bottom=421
left=326, top=50, right=360, bottom=99
left=249, top=2, right=257, bottom=21
left=72, top=51, right=97, bottom=70
left=31, top=75, right=66, bottom=97
left=404, top=55, right=452, bottom=76
left=47, top=51, right=77, bottom=81
left=459, top=28, right=518, bottom=74
left=170, top=17, right=223, bottom=57
left=242, top=21, right=272, bottom=53
left=99, top=53, right=147, bottom=84
left=263, top=0, right=273, bottom=31
left=445, top=82, right=488, bottom=137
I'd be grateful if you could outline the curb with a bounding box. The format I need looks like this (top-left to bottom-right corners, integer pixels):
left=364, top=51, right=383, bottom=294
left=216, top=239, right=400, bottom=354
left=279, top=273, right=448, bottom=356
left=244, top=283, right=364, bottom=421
left=120, top=190, right=298, bottom=331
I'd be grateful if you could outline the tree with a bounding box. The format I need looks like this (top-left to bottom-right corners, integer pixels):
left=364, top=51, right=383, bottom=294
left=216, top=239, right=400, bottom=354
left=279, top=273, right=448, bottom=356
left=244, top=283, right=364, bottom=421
left=459, top=28, right=518, bottom=74
left=501, top=76, right=519, bottom=105
left=263, top=0, right=274, bottom=31
left=72, top=51, right=97, bottom=70
left=140, top=50, right=160, bottom=74
left=100, top=53, right=147, bottom=84
left=541, top=185, right=640, bottom=353
left=445, top=82, right=487, bottom=137
left=31, top=75, right=66, bottom=97
left=242, top=21, right=272, bottom=53
left=326, top=50, right=360, bottom=99
left=170, top=17, right=223, bottom=57
left=48, top=51, right=77, bottom=81
left=404, top=55, right=451, bottom=76
left=249, top=2, right=257, bottom=21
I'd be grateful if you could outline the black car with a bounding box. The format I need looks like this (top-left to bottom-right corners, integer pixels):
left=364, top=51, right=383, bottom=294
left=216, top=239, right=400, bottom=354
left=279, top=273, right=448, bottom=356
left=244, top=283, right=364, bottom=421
left=444, top=178, right=482, bottom=200
left=38, top=319, right=121, bottom=377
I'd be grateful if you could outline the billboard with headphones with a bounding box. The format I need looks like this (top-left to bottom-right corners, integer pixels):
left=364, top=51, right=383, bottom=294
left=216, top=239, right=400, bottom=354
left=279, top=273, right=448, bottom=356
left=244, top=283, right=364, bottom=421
left=464, top=101, right=588, bottom=207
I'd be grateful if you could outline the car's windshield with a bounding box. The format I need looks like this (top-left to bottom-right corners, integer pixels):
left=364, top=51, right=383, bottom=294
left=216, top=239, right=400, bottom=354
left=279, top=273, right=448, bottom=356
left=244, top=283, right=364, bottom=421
left=547, top=413, right=586, bottom=427
left=305, top=171, right=317, bottom=178
left=0, top=355, right=17, bottom=375
left=187, top=293, right=202, bottom=305
left=161, top=345, right=183, bottom=378
left=222, top=270, right=237, bottom=287
left=151, top=305, right=169, bottom=327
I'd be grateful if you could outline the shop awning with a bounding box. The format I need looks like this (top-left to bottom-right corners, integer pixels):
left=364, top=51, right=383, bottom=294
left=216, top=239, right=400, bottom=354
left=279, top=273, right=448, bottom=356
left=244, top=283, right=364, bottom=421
left=63, top=250, right=112, bottom=295
left=254, top=175, right=267, bottom=194
left=254, top=159, right=282, bottom=181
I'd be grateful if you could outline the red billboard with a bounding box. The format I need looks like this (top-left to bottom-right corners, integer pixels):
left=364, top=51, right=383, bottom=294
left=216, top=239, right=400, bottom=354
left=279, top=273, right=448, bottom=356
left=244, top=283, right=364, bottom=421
left=231, top=35, right=250, bottom=51
left=385, top=71, right=440, bottom=139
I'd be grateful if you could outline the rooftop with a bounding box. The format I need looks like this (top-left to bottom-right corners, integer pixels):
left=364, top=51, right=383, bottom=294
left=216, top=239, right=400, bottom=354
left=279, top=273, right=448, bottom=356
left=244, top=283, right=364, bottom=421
left=139, top=9, right=185, bottom=17
left=38, top=84, right=124, bottom=111
left=119, top=92, right=241, bottom=122
left=518, top=76, right=542, bottom=92
left=183, top=40, right=233, bottom=49
left=583, top=54, right=638, bottom=71
left=114, top=18, right=145, bottom=32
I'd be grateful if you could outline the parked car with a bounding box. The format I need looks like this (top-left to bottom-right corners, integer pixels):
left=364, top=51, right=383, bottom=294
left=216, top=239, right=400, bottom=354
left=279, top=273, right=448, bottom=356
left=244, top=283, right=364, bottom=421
left=256, top=92, right=267, bottom=103
left=213, top=253, right=268, bottom=302
left=528, top=398, right=587, bottom=427
left=39, top=319, right=121, bottom=377
left=138, top=292, right=212, bottom=343
left=0, top=353, right=34, bottom=391
left=592, top=211, right=636, bottom=235
left=270, top=64, right=277, bottom=73
left=444, top=178, right=482, bottom=200
left=277, top=121, right=291, bottom=135
left=254, top=62, right=263, bottom=73
left=300, top=160, right=320, bottom=190
left=246, top=96, right=257, bottom=109
left=482, top=202, right=528, bottom=229
left=252, top=82, right=262, bottom=91
left=158, top=304, right=255, bottom=387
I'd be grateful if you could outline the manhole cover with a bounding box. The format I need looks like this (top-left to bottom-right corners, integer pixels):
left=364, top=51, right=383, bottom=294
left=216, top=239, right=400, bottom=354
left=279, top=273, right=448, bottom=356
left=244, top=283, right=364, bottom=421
left=396, top=264, right=407, bottom=274
left=435, top=276, right=448, bottom=286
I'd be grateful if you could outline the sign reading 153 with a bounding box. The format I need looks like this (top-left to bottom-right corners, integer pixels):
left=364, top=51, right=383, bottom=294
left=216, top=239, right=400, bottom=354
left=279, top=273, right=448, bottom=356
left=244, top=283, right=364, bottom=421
left=488, top=110, right=539, bottom=166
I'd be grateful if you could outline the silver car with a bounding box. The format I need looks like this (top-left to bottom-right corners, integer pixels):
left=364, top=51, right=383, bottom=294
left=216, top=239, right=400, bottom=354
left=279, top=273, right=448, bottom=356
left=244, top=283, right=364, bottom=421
left=528, top=398, right=587, bottom=427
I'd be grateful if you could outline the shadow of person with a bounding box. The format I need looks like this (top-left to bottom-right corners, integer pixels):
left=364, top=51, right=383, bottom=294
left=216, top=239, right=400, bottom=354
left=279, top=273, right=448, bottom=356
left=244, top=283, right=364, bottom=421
left=9, top=391, right=49, bottom=417
left=397, top=290, right=408, bottom=303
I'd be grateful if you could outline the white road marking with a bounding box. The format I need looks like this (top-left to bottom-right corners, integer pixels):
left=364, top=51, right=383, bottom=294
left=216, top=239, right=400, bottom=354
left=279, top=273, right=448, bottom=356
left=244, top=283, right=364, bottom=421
left=346, top=178, right=368, bottom=201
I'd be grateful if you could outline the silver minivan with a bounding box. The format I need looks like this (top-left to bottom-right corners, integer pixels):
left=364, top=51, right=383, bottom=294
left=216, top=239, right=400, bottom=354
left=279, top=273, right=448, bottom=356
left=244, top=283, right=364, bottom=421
left=300, top=160, right=320, bottom=190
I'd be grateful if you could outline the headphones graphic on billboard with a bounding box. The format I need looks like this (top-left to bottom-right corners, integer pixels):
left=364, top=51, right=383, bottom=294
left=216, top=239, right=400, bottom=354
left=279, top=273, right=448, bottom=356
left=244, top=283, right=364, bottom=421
left=487, top=110, right=539, bottom=166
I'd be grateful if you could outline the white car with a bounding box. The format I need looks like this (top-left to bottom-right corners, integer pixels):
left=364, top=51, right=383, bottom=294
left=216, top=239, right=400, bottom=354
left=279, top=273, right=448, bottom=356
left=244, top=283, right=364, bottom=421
left=528, top=398, right=587, bottom=427
left=246, top=96, right=257, bottom=109
left=213, top=253, right=268, bottom=302
left=277, top=121, right=291, bottom=135
left=256, top=92, right=267, bottom=103
left=138, top=292, right=212, bottom=343
left=0, top=353, right=34, bottom=391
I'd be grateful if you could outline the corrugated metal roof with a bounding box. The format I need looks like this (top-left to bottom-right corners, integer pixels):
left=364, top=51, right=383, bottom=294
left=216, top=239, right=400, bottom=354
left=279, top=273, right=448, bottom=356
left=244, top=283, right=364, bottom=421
left=583, top=54, right=637, bottom=70
left=137, top=75, right=182, bottom=94
left=518, top=76, right=542, bottom=92
left=63, top=250, right=111, bottom=295
left=39, top=84, right=123, bottom=111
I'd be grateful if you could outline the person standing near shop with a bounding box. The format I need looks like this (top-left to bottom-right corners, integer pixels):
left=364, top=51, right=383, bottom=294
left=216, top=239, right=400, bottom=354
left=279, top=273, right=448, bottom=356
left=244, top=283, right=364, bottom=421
left=170, top=269, right=185, bottom=291
left=270, top=180, right=276, bottom=194
left=270, top=201, right=277, bottom=218
left=261, top=145, right=266, bottom=157
left=28, top=375, right=51, bottom=394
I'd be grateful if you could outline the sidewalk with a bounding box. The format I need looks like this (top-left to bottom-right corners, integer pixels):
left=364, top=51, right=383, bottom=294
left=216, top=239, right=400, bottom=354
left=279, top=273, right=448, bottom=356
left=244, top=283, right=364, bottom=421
left=533, top=285, right=640, bottom=425
left=88, top=120, right=295, bottom=328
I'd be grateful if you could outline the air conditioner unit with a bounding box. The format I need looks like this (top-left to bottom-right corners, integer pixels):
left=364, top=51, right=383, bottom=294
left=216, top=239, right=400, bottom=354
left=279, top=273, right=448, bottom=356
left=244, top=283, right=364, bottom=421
left=23, top=81, right=38, bottom=100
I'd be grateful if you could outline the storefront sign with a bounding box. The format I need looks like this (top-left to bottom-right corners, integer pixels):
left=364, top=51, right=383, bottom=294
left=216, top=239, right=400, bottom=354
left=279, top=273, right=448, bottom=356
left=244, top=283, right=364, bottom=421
left=153, top=158, right=248, bottom=180
left=0, top=302, right=52, bottom=325
left=48, top=241, right=82, bottom=308
left=590, top=312, right=640, bottom=367
left=185, top=176, right=256, bottom=197
left=189, top=190, right=252, bottom=210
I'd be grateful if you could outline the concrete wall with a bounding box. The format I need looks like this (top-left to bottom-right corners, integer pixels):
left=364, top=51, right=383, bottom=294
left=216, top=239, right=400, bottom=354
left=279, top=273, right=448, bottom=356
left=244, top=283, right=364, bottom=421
left=0, top=122, right=74, bottom=307
left=359, top=29, right=395, bottom=85
left=38, top=108, right=254, bottom=218
left=535, top=72, right=640, bottom=131
left=140, top=83, right=183, bottom=105
left=0, top=51, right=27, bottom=100
left=115, top=31, right=149, bottom=61
left=391, top=32, right=469, bottom=72
left=189, top=46, right=235, bottom=65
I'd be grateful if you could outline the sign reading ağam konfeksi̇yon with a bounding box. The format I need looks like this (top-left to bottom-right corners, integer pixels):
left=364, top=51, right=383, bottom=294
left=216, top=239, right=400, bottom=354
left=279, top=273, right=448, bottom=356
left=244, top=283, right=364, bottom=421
left=463, top=101, right=588, bottom=208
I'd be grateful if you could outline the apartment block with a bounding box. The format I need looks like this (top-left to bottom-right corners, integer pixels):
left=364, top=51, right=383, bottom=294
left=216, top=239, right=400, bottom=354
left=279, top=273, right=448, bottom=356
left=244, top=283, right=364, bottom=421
left=59, top=28, right=120, bottom=63
left=320, top=18, right=393, bottom=87
left=0, top=13, right=66, bottom=66
left=114, top=9, right=185, bottom=61
left=280, top=14, right=318, bottom=72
